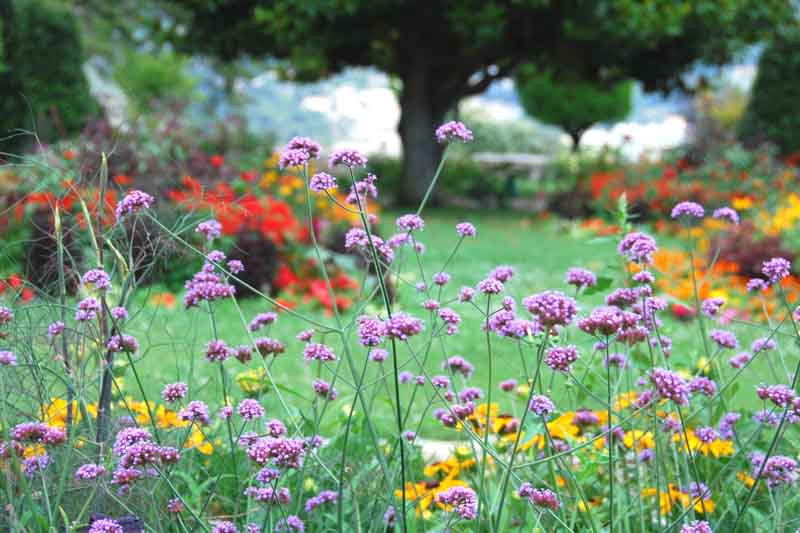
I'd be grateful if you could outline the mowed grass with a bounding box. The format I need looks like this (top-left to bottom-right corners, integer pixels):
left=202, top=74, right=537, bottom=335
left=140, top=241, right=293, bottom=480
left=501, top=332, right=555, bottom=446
left=123, top=208, right=789, bottom=439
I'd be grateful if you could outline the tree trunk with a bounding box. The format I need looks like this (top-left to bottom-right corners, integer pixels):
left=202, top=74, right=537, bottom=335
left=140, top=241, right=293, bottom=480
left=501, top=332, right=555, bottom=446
left=397, top=70, right=447, bottom=206
left=569, top=129, right=584, bottom=152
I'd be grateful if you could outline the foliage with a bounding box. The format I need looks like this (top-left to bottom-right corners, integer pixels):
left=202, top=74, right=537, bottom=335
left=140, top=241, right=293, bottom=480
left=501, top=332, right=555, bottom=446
left=515, top=66, right=633, bottom=148
left=114, top=51, right=197, bottom=113
left=0, top=0, right=97, bottom=152
left=167, top=0, right=791, bottom=202
left=740, top=28, right=800, bottom=154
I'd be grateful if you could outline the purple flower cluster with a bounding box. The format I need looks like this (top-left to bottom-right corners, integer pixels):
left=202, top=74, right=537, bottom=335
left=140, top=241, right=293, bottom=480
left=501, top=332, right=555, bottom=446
left=309, top=172, right=337, bottom=192
left=757, top=384, right=795, bottom=408
left=12, top=422, right=66, bottom=444
left=329, top=149, right=367, bottom=168
left=648, top=368, right=690, bottom=405
left=249, top=312, right=277, bottom=332
left=523, top=291, right=577, bottom=327
left=88, top=519, right=123, bottom=533
left=205, top=339, right=233, bottom=362
left=689, top=376, right=717, bottom=397
left=245, top=485, right=292, bottom=504
left=75, top=463, right=106, bottom=480
left=304, top=490, right=337, bottom=513
left=246, top=437, right=307, bottom=469
left=115, top=190, right=154, bottom=220
left=701, top=297, right=724, bottom=317
left=238, top=399, right=265, bottom=420
left=528, top=394, right=556, bottom=417
left=303, top=343, right=337, bottom=362
left=544, top=345, right=579, bottom=372
left=357, top=316, right=386, bottom=346
left=435, top=486, right=477, bottom=520
left=196, top=219, right=222, bottom=241
left=312, top=379, right=337, bottom=400
left=456, top=222, right=476, bottom=237
left=106, top=334, right=139, bottom=354
left=179, top=401, right=211, bottom=425
left=383, top=313, right=423, bottom=340
left=435, top=121, right=473, bottom=143
left=518, top=483, right=560, bottom=510
left=750, top=453, right=798, bottom=487
left=255, top=337, right=285, bottom=357
left=183, top=262, right=235, bottom=308
left=0, top=350, right=17, bottom=366
left=75, top=297, right=101, bottom=322
left=762, top=257, right=792, bottom=285
left=396, top=213, right=424, bottom=232
left=565, top=267, right=597, bottom=289
left=710, top=329, right=738, bottom=349
left=680, top=521, right=713, bottom=533
left=712, top=206, right=739, bottom=224
left=618, top=232, right=657, bottom=264
left=671, top=201, right=705, bottom=219
left=47, top=320, right=65, bottom=338
left=82, top=269, right=112, bottom=292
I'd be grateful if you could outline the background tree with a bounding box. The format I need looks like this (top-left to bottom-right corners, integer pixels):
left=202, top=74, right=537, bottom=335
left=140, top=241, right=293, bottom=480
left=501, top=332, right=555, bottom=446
left=515, top=67, right=633, bottom=151
left=0, top=0, right=97, bottom=152
left=167, top=0, right=791, bottom=204
left=739, top=28, right=800, bottom=155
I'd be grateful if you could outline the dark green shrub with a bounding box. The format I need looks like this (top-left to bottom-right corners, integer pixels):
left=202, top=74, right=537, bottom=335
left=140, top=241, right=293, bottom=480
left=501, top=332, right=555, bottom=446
left=740, top=29, right=800, bottom=154
left=0, top=0, right=97, bottom=152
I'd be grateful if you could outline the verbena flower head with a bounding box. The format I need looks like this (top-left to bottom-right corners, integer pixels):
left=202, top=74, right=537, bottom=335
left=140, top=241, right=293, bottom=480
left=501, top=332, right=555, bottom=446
left=565, top=267, right=597, bottom=289
left=369, top=348, right=388, bottom=362
left=312, top=379, right=337, bottom=400
left=710, top=329, right=738, bottom=350
left=762, top=257, right=792, bottom=285
left=304, top=490, right=337, bottom=513
left=0, top=306, right=12, bottom=325
left=458, top=286, right=476, bottom=302
left=48, top=321, right=65, bottom=338
left=747, top=278, right=768, bottom=292
left=303, top=343, right=337, bottom=362
left=396, top=214, right=424, bottom=232
left=671, top=201, right=705, bottom=219
left=110, top=306, right=128, bottom=321
left=75, top=297, right=101, bottom=322
left=296, top=329, right=314, bottom=342
left=752, top=337, right=777, bottom=353
left=438, top=308, right=461, bottom=335
left=435, top=121, right=473, bottom=143
left=309, top=172, right=337, bottom=192
left=279, top=148, right=311, bottom=169
left=432, top=272, right=451, bottom=286
left=518, top=483, right=560, bottom=510
left=82, top=269, right=112, bottom=292
left=680, top=520, right=713, bottom=533
left=205, top=339, right=233, bottom=362
left=162, top=382, right=188, bottom=403
left=545, top=345, right=579, bottom=372
left=88, top=519, right=124, bottom=533
left=477, top=277, right=504, bottom=295
left=633, top=270, right=655, bottom=284
left=528, top=394, right=556, bottom=417
left=75, top=463, right=106, bottom=480
left=524, top=291, right=577, bottom=327
left=115, top=190, right=154, bottom=220
left=456, top=222, right=476, bottom=237
left=689, top=376, right=717, bottom=397
left=0, top=351, right=17, bottom=366
left=275, top=516, right=304, bottom=532
left=329, top=149, right=367, bottom=168
left=750, top=453, right=798, bottom=487
left=211, top=521, right=239, bottom=533
left=106, top=334, right=139, bottom=354
left=618, top=231, right=657, bottom=264
left=238, top=399, right=265, bottom=420
left=712, top=206, right=739, bottom=224
left=284, top=136, right=321, bottom=159
left=500, top=379, right=517, bottom=392
left=196, top=219, right=222, bottom=241
left=578, top=306, right=626, bottom=336
left=383, top=313, right=423, bottom=340
left=179, top=401, right=210, bottom=425
left=649, top=368, right=690, bottom=405
left=249, top=312, right=278, bottom=332
left=729, top=351, right=751, bottom=369
left=757, top=383, right=795, bottom=407
left=435, top=486, right=477, bottom=520
left=357, top=316, right=386, bottom=346
left=701, top=297, right=724, bottom=317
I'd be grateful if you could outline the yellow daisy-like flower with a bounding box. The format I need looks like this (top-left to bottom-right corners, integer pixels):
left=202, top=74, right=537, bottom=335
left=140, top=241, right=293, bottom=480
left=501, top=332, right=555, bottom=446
left=623, top=430, right=655, bottom=451
left=184, top=427, right=213, bottom=455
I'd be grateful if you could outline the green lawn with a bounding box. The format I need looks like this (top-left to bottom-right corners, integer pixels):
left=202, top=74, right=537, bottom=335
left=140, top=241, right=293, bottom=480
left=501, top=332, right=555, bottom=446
left=123, top=208, right=786, bottom=438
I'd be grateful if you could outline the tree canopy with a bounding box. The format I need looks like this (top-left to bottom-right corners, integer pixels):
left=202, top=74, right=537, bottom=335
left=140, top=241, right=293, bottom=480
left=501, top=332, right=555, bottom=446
left=516, top=66, right=633, bottom=150
left=168, top=0, right=792, bottom=203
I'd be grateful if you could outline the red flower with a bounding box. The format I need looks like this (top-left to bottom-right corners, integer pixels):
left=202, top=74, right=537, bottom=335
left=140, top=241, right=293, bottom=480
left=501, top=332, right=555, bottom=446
left=63, top=149, right=77, bottom=161
left=241, top=171, right=257, bottom=182
left=671, top=303, right=695, bottom=321
left=113, top=174, right=133, bottom=186
left=210, top=155, right=225, bottom=168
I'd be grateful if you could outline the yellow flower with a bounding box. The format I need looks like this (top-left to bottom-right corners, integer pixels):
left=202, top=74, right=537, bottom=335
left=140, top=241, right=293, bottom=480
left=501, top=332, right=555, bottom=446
left=236, top=367, right=269, bottom=395
left=623, top=430, right=655, bottom=451
left=23, top=445, right=46, bottom=458
left=155, top=405, right=188, bottom=429
left=737, top=471, right=755, bottom=488
left=184, top=427, right=213, bottom=455
left=732, top=196, right=753, bottom=210
left=614, top=391, right=637, bottom=410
